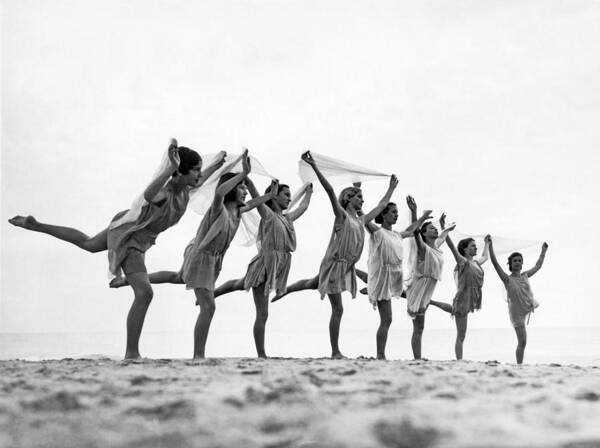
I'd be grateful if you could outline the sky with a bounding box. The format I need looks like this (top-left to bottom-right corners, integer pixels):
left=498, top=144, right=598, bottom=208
left=2, top=0, right=600, bottom=356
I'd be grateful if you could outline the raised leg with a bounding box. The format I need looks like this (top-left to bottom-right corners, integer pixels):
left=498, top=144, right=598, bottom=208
left=111, top=270, right=183, bottom=288
left=9, top=216, right=108, bottom=253
left=411, top=314, right=425, bottom=360
left=124, top=272, right=154, bottom=359
left=271, top=275, right=318, bottom=302
left=454, top=315, right=468, bottom=360
left=514, top=325, right=527, bottom=364
left=214, top=277, right=246, bottom=298
left=429, top=300, right=453, bottom=314
left=376, top=300, right=392, bottom=360
left=355, top=268, right=368, bottom=284
left=252, top=285, right=269, bottom=358
left=193, top=288, right=216, bottom=359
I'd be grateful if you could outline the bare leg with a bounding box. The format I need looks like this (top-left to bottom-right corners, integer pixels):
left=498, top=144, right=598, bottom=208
left=514, top=325, right=527, bottom=364
left=454, top=315, right=468, bottom=360
left=328, top=293, right=345, bottom=358
left=124, top=272, right=154, bottom=359
left=252, top=285, right=269, bottom=358
left=411, top=314, right=425, bottom=360
left=376, top=300, right=392, bottom=360
left=111, top=270, right=183, bottom=288
left=194, top=288, right=216, bottom=359
left=429, top=300, right=453, bottom=314
left=355, top=269, right=368, bottom=284
left=214, top=277, right=246, bottom=298
left=9, top=216, right=108, bottom=253
left=271, top=275, right=318, bottom=302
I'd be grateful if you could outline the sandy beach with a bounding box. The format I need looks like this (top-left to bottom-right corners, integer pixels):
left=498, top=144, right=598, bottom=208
left=1, top=358, right=599, bottom=448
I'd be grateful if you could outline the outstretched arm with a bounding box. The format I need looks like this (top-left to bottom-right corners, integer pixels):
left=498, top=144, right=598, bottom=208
left=240, top=179, right=278, bottom=214
left=400, top=209, right=432, bottom=238
left=407, top=195, right=418, bottom=224
left=286, top=183, right=313, bottom=221
left=524, top=242, right=549, bottom=278
left=436, top=214, right=455, bottom=249
left=362, top=175, right=399, bottom=224
left=192, top=151, right=227, bottom=190
left=301, top=151, right=345, bottom=220
left=210, top=150, right=250, bottom=217
left=487, top=235, right=509, bottom=285
left=445, top=232, right=464, bottom=264
left=144, top=139, right=180, bottom=203
left=477, top=238, right=490, bottom=266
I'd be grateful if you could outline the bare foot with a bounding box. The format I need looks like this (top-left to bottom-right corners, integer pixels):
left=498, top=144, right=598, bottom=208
left=271, top=294, right=283, bottom=303
left=109, top=277, right=128, bottom=288
left=331, top=352, right=347, bottom=359
left=359, top=287, right=368, bottom=295
left=8, top=215, right=37, bottom=230
left=124, top=351, right=142, bottom=360
left=377, top=355, right=386, bottom=360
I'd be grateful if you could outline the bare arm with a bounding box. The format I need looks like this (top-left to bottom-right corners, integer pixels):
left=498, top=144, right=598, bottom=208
left=407, top=195, right=418, bottom=223
left=524, top=242, right=549, bottom=278
left=400, top=210, right=432, bottom=238
left=144, top=139, right=180, bottom=203
left=477, top=239, right=490, bottom=266
left=286, top=183, right=313, bottom=222
left=192, top=151, right=227, bottom=190
left=240, top=179, right=278, bottom=215
left=486, top=235, right=509, bottom=285
left=301, top=151, right=345, bottom=220
left=445, top=233, right=464, bottom=264
left=362, top=175, right=398, bottom=224
left=211, top=150, right=250, bottom=214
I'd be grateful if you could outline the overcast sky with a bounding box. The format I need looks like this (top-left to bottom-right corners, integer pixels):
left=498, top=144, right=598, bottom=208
left=2, top=1, right=599, bottom=355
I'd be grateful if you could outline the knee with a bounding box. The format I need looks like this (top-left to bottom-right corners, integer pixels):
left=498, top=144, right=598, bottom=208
left=413, top=321, right=424, bottom=334
left=381, top=315, right=392, bottom=328
left=203, top=302, right=216, bottom=317
left=256, top=308, right=268, bottom=323
left=332, top=304, right=344, bottom=318
left=517, top=339, right=527, bottom=350
left=135, top=285, right=153, bottom=305
left=457, top=331, right=466, bottom=343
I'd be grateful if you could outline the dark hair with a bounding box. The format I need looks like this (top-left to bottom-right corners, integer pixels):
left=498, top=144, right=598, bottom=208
left=175, top=147, right=201, bottom=176
left=375, top=202, right=397, bottom=224
left=458, top=238, right=475, bottom=256
left=217, top=172, right=245, bottom=203
left=338, top=186, right=362, bottom=208
left=507, top=252, right=523, bottom=272
left=419, top=221, right=434, bottom=238
left=265, top=183, right=290, bottom=210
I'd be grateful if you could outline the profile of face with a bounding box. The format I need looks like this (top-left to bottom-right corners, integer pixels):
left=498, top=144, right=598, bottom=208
left=421, top=222, right=439, bottom=239
left=382, top=204, right=399, bottom=225
left=465, top=240, right=478, bottom=257
left=235, top=182, right=248, bottom=205
left=275, top=186, right=292, bottom=210
left=181, top=162, right=202, bottom=187
left=348, top=190, right=364, bottom=211
left=509, top=254, right=523, bottom=273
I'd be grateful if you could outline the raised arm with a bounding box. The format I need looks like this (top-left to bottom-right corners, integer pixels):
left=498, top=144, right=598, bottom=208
left=286, top=183, right=313, bottom=222
left=301, top=151, right=345, bottom=220
left=212, top=150, right=250, bottom=210
left=486, top=235, right=509, bottom=285
left=400, top=209, right=432, bottom=238
left=524, top=242, right=549, bottom=278
left=143, top=139, right=180, bottom=203
left=240, top=179, right=278, bottom=215
left=477, top=238, right=490, bottom=266
left=407, top=195, right=418, bottom=223
left=362, top=175, right=399, bottom=224
left=445, top=232, right=464, bottom=264
left=192, top=151, right=227, bottom=189
left=436, top=213, right=455, bottom=249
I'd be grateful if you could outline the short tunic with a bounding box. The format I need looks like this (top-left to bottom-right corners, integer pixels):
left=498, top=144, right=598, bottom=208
left=406, top=243, right=444, bottom=317
left=505, top=273, right=539, bottom=327
left=318, top=211, right=365, bottom=299
left=181, top=203, right=241, bottom=293
left=367, top=228, right=404, bottom=309
left=452, top=259, right=484, bottom=317
left=107, top=182, right=189, bottom=278
left=244, top=208, right=297, bottom=297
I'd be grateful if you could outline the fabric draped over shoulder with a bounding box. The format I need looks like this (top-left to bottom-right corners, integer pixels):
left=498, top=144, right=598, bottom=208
left=367, top=228, right=405, bottom=308
left=505, top=274, right=539, bottom=327
left=181, top=202, right=241, bottom=292
left=244, top=207, right=297, bottom=297
left=318, top=211, right=365, bottom=299
left=107, top=181, right=189, bottom=279
left=452, top=259, right=484, bottom=316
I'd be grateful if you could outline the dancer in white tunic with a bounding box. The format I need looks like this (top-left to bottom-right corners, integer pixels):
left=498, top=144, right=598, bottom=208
left=488, top=235, right=548, bottom=364
left=363, top=197, right=431, bottom=359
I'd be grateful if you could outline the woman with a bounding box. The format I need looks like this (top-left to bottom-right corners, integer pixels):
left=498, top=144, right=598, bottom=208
left=272, top=151, right=398, bottom=359
left=488, top=235, right=548, bottom=364
left=9, top=139, right=225, bottom=359
left=406, top=209, right=455, bottom=360
left=213, top=181, right=313, bottom=357
left=363, top=197, right=431, bottom=359
left=429, top=235, right=490, bottom=360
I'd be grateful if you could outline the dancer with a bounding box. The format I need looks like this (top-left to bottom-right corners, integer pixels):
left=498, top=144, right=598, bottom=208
left=272, top=151, right=398, bottom=359
left=487, top=235, right=548, bottom=364
left=9, top=139, right=226, bottom=359
left=213, top=181, right=313, bottom=357
left=406, top=209, right=455, bottom=360
left=363, top=197, right=432, bottom=359
left=429, top=235, right=490, bottom=360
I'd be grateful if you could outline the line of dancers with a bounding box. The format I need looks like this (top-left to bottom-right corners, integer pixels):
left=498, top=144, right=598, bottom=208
left=9, top=141, right=548, bottom=363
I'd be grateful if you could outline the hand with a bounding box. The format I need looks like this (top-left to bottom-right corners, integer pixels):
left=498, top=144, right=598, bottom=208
left=215, top=151, right=227, bottom=168
left=389, top=174, right=398, bottom=190
left=420, top=210, right=433, bottom=221
left=439, top=213, right=446, bottom=230
left=446, top=222, right=456, bottom=232
left=542, top=242, right=549, bottom=251
left=269, top=179, right=279, bottom=198
left=242, top=149, right=251, bottom=173
left=406, top=195, right=417, bottom=212
left=301, top=151, right=316, bottom=167
left=168, top=139, right=180, bottom=168
left=484, top=234, right=492, bottom=244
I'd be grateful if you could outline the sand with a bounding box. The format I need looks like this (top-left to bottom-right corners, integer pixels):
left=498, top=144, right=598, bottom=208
left=1, top=357, right=600, bottom=448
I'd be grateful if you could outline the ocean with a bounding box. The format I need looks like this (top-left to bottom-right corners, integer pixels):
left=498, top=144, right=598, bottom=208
left=1, top=327, right=599, bottom=365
